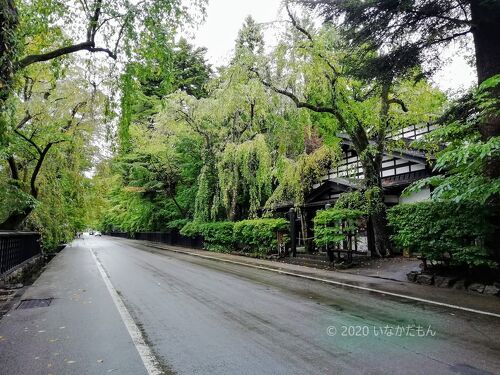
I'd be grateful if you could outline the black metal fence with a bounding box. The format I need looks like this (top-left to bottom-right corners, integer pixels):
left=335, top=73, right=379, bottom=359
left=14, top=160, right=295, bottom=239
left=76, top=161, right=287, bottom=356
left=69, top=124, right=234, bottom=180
left=0, top=232, right=42, bottom=276
left=107, top=230, right=204, bottom=249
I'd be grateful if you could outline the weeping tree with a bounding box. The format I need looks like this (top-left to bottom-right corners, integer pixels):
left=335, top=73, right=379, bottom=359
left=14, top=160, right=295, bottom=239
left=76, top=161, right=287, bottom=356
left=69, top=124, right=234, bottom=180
left=266, top=144, right=340, bottom=242
left=253, top=6, right=444, bottom=256
left=217, top=135, right=272, bottom=221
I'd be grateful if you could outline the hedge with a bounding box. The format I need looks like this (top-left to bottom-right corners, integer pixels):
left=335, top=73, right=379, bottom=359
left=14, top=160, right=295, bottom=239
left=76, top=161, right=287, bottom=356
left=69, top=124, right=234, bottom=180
left=387, top=201, right=496, bottom=268
left=181, top=221, right=235, bottom=252
left=233, top=218, right=288, bottom=255
left=181, top=218, right=288, bottom=255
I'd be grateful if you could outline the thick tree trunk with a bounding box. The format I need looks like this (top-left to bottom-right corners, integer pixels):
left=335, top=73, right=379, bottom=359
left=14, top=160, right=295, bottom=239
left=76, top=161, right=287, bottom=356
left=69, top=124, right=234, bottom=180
left=362, top=161, right=392, bottom=258
left=470, top=0, right=500, bottom=167
left=370, top=206, right=392, bottom=258
left=470, top=1, right=500, bottom=87
left=0, top=207, right=33, bottom=230
left=350, top=121, right=392, bottom=258
left=470, top=1, right=500, bottom=261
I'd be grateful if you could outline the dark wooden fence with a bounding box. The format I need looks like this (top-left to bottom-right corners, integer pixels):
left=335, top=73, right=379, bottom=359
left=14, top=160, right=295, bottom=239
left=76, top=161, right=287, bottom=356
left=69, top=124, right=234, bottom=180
left=0, top=232, right=41, bottom=276
left=107, top=230, right=204, bottom=249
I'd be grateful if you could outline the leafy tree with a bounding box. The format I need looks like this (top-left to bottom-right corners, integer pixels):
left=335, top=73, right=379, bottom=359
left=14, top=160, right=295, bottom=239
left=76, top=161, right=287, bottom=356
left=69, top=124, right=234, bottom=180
left=0, top=66, right=100, bottom=250
left=0, top=0, right=204, bottom=139
left=234, top=15, right=265, bottom=61
left=0, top=0, right=207, bottom=229
left=173, top=38, right=212, bottom=99
left=294, top=0, right=500, bottom=194
left=253, top=7, right=444, bottom=256
left=295, top=1, right=499, bottom=86
left=0, top=67, right=103, bottom=229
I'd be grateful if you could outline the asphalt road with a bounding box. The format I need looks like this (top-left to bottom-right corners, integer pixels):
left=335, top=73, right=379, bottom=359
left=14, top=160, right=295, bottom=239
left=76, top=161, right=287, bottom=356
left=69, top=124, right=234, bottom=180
left=1, top=235, right=500, bottom=375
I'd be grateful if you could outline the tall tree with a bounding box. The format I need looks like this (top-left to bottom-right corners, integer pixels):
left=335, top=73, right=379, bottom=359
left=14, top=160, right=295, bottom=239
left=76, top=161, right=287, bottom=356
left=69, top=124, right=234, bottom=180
left=294, top=0, right=500, bottom=173
left=253, top=7, right=444, bottom=256
left=0, top=68, right=102, bottom=229
left=0, top=0, right=206, bottom=228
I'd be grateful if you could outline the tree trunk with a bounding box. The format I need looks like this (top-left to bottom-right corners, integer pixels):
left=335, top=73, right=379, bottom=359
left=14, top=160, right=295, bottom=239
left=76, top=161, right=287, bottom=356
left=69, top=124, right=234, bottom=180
left=360, top=155, right=392, bottom=258
left=229, top=166, right=239, bottom=221
left=470, top=1, right=500, bottom=87
left=0, top=0, right=18, bottom=141
left=370, top=205, right=392, bottom=258
left=470, top=1, right=500, bottom=260
left=470, top=0, right=500, bottom=146
left=0, top=207, right=33, bottom=230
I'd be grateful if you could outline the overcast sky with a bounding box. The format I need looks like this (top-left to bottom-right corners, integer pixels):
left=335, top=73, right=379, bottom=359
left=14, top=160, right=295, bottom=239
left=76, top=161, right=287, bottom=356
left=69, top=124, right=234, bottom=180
left=189, top=0, right=476, bottom=95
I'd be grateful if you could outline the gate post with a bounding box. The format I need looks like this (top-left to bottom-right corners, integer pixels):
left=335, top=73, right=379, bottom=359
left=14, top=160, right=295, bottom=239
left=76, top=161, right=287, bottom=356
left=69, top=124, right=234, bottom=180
left=288, top=208, right=296, bottom=257
left=324, top=204, right=334, bottom=266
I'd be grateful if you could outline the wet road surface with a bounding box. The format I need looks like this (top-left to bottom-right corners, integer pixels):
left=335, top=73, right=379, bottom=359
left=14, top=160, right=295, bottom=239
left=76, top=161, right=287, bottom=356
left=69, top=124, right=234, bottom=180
left=1, top=235, right=499, bottom=375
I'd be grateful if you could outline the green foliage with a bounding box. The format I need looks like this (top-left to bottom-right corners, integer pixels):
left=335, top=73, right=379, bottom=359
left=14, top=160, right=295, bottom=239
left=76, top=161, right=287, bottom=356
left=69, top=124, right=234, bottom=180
left=181, top=218, right=288, bottom=255
left=181, top=221, right=235, bottom=252
left=165, top=218, right=189, bottom=230
left=218, top=135, right=272, bottom=218
left=233, top=218, right=288, bottom=255
left=266, top=145, right=339, bottom=208
left=335, top=190, right=365, bottom=211
left=313, top=208, right=364, bottom=247
left=407, top=75, right=500, bottom=204
left=387, top=202, right=496, bottom=268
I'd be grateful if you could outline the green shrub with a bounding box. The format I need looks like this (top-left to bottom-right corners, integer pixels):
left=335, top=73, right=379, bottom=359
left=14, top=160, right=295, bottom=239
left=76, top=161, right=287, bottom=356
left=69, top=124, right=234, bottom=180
left=181, top=218, right=288, bottom=254
left=165, top=219, right=190, bottom=231
left=233, top=218, right=288, bottom=255
left=313, top=208, right=364, bottom=248
left=181, top=221, right=235, bottom=252
left=387, top=201, right=496, bottom=268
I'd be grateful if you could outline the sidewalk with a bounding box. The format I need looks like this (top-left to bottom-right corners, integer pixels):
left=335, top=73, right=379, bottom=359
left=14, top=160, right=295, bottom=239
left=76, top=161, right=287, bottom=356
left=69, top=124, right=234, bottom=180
left=129, top=238, right=500, bottom=318
left=0, top=242, right=149, bottom=375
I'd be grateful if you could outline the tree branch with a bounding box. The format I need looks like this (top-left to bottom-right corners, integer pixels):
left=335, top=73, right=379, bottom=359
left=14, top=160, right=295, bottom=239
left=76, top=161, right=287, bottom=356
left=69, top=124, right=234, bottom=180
left=29, top=140, right=65, bottom=198
left=63, top=101, right=87, bottom=131
left=286, top=3, right=339, bottom=76
left=251, top=68, right=345, bottom=126
left=16, top=112, right=32, bottom=130
left=87, top=0, right=103, bottom=42
left=387, top=98, right=408, bottom=112
left=7, top=156, right=19, bottom=180
left=18, top=42, right=116, bottom=69
left=30, top=145, right=50, bottom=198
left=424, top=29, right=472, bottom=47
left=13, top=129, right=42, bottom=155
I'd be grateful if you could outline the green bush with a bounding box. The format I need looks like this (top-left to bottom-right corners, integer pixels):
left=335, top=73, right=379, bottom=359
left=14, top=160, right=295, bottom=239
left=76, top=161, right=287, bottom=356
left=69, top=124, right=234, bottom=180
left=181, top=218, right=288, bottom=254
left=233, top=218, right=288, bottom=255
left=181, top=221, right=235, bottom=252
left=387, top=201, right=496, bottom=268
left=313, top=208, right=364, bottom=248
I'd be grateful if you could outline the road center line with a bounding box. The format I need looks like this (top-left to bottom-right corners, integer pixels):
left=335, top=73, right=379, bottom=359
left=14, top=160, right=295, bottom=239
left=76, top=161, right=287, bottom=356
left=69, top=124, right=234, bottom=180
left=89, top=247, right=163, bottom=375
left=145, top=243, right=500, bottom=319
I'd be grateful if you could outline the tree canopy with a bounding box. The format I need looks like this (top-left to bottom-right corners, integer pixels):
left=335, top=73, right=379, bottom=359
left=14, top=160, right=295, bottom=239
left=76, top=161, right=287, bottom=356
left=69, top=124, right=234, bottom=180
left=0, top=1, right=497, bottom=266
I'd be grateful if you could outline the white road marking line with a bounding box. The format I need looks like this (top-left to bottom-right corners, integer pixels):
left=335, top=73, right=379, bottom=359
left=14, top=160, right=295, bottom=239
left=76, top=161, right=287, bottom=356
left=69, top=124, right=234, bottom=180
left=89, top=248, right=163, bottom=375
left=145, top=244, right=500, bottom=319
